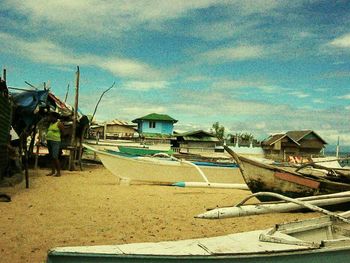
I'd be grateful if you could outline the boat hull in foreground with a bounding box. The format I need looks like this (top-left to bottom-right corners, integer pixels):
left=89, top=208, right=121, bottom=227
left=47, top=215, right=350, bottom=262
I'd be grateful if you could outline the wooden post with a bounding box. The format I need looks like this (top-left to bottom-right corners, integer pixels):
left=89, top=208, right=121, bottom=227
left=336, top=136, right=340, bottom=158
left=69, top=66, right=80, bottom=171
left=20, top=133, right=29, bottom=189
left=3, top=68, right=6, bottom=82
left=24, top=143, right=29, bottom=188
left=104, top=123, right=107, bottom=140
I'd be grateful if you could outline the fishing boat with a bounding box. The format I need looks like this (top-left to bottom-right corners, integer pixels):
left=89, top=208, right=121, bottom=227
left=47, top=210, right=350, bottom=262
left=117, top=145, right=174, bottom=156
left=106, top=148, right=238, bottom=168
left=224, top=146, right=350, bottom=201
left=83, top=144, right=243, bottom=185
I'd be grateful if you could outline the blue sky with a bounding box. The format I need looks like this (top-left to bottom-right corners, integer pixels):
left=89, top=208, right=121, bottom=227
left=1, top=0, right=350, bottom=145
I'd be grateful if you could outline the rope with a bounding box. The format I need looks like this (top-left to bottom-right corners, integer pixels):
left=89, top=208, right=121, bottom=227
left=169, top=156, right=210, bottom=183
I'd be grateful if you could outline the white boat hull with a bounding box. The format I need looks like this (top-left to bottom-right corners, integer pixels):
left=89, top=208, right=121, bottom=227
left=47, top=214, right=350, bottom=262
left=84, top=144, right=243, bottom=184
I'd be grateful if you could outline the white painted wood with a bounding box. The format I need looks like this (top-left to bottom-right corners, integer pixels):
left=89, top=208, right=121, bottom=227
left=174, top=182, right=249, bottom=190
left=83, top=143, right=243, bottom=184
left=196, top=195, right=350, bottom=219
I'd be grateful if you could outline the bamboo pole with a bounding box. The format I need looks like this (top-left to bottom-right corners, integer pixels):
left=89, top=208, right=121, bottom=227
left=69, top=66, right=80, bottom=171
left=196, top=191, right=350, bottom=221
left=64, top=84, right=69, bottom=103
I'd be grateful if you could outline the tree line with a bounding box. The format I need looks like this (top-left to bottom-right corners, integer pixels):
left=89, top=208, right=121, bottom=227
left=210, top=122, right=259, bottom=145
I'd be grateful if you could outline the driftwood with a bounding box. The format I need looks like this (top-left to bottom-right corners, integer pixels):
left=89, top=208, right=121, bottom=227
left=91, top=82, right=115, bottom=122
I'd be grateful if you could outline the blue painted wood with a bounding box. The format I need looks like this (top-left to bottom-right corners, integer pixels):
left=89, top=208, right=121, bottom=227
left=139, top=120, right=174, bottom=134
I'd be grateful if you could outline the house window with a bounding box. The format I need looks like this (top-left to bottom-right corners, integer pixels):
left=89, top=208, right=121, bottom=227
left=149, top=121, right=156, bottom=128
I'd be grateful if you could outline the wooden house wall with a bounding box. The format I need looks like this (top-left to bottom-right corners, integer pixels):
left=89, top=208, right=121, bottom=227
left=298, top=139, right=324, bottom=149
left=89, top=125, right=135, bottom=139
left=185, top=141, right=217, bottom=148
left=107, top=125, right=135, bottom=135
left=273, top=140, right=281, bottom=150
left=0, top=95, right=11, bottom=179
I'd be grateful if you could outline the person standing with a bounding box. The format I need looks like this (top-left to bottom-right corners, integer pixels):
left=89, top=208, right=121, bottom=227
left=46, top=112, right=64, bottom=177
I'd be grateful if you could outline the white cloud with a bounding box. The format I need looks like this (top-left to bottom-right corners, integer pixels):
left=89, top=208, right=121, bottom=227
left=0, top=32, right=164, bottom=80
left=337, top=94, right=350, bottom=99
left=122, top=81, right=169, bottom=90
left=312, top=98, right=324, bottom=104
left=200, top=45, right=266, bottom=63
left=288, top=91, right=310, bottom=98
left=118, top=105, right=168, bottom=118
left=329, top=33, right=350, bottom=48
left=100, top=59, right=163, bottom=80
left=3, top=0, right=223, bottom=37
left=211, top=79, right=280, bottom=93
left=191, top=20, right=257, bottom=41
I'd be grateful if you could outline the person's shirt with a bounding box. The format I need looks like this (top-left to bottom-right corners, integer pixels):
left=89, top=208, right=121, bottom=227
left=10, top=126, right=19, bottom=141
left=46, top=121, right=61, bottom=142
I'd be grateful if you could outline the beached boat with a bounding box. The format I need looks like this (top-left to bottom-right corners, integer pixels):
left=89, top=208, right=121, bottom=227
left=47, top=211, right=350, bottom=262
left=106, top=148, right=238, bottom=168
left=224, top=146, right=350, bottom=201
left=83, top=144, right=243, bottom=185
left=117, top=145, right=174, bottom=156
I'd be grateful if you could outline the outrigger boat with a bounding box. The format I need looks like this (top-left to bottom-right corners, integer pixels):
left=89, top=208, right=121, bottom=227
left=224, top=146, right=350, bottom=201
left=83, top=144, right=243, bottom=185
left=47, top=199, right=350, bottom=262
left=117, top=145, right=174, bottom=156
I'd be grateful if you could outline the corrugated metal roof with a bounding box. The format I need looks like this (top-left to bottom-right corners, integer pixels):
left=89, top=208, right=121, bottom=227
left=132, top=113, right=177, bottom=123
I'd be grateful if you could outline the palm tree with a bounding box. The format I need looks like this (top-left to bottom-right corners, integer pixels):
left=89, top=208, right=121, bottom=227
left=211, top=122, right=225, bottom=141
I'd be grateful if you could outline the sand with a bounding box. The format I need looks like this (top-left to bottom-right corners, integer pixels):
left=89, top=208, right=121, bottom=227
left=0, top=164, right=319, bottom=263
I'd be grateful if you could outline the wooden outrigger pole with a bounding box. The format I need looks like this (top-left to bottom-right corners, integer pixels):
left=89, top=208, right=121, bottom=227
left=196, top=191, right=350, bottom=220
left=69, top=66, right=80, bottom=171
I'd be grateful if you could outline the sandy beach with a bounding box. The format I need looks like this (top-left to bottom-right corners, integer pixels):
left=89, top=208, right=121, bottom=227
left=0, top=164, right=320, bottom=263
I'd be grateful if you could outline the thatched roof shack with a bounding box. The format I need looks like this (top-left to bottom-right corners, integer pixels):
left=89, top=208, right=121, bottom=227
left=171, top=130, right=219, bottom=153
left=89, top=120, right=137, bottom=140
left=262, top=130, right=327, bottom=161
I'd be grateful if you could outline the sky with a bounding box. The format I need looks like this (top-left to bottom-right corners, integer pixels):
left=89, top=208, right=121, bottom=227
left=1, top=0, right=350, bottom=145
